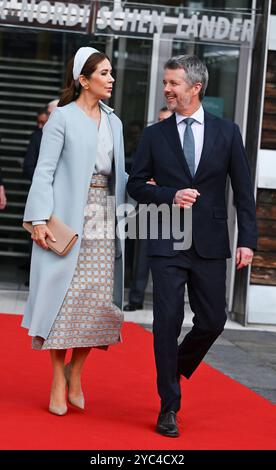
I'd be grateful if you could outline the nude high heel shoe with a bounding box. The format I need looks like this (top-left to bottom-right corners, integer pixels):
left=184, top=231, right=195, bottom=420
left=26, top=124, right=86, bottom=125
left=48, top=403, right=68, bottom=416
left=49, top=390, right=68, bottom=416
left=64, top=363, right=85, bottom=410
left=49, top=376, right=68, bottom=416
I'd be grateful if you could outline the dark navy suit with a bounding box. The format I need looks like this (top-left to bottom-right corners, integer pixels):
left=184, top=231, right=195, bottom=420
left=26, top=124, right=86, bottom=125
left=127, top=111, right=257, bottom=413
left=23, top=128, right=42, bottom=181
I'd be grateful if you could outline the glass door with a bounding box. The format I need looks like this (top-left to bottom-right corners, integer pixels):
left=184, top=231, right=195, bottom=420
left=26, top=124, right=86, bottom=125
left=107, top=36, right=152, bottom=173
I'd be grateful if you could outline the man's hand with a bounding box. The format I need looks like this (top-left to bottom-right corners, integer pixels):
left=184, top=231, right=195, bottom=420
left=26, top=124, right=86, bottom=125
left=146, top=178, right=157, bottom=185
left=32, top=224, right=56, bottom=250
left=0, top=185, right=7, bottom=210
left=236, top=247, right=254, bottom=270
left=174, top=188, right=200, bottom=209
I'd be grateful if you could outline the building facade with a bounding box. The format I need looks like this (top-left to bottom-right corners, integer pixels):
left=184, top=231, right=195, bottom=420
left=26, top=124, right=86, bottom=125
left=0, top=0, right=274, bottom=325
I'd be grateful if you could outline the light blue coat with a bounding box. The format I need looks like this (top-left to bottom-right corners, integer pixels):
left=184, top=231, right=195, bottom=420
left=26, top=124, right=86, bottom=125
left=22, top=101, right=129, bottom=339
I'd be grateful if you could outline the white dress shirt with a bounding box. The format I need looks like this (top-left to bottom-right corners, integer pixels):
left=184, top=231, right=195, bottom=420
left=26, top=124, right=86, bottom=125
left=175, top=105, right=204, bottom=174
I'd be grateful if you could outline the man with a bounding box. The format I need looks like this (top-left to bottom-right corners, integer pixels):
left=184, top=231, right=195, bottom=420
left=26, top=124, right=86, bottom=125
left=127, top=55, right=257, bottom=437
left=47, top=99, right=59, bottom=114
left=23, top=107, right=49, bottom=180
left=23, top=100, right=58, bottom=181
left=158, top=106, right=172, bottom=122
left=124, top=107, right=172, bottom=312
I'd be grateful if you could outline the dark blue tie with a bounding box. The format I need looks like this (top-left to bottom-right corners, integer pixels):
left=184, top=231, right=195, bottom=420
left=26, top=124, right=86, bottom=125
left=183, top=117, right=196, bottom=177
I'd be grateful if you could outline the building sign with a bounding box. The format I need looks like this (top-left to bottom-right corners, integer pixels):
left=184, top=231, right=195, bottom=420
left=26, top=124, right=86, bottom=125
left=97, top=3, right=255, bottom=44
left=0, top=0, right=257, bottom=45
left=0, top=0, right=93, bottom=31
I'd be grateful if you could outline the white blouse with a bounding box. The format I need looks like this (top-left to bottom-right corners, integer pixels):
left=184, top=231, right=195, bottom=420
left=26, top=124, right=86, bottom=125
left=93, top=109, right=114, bottom=176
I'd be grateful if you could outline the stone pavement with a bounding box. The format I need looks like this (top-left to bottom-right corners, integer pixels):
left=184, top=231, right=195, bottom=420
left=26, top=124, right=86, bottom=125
left=204, top=329, right=276, bottom=404
left=124, top=302, right=276, bottom=405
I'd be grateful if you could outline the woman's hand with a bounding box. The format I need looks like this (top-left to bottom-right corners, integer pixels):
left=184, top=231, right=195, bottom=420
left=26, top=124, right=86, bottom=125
left=31, top=224, right=56, bottom=250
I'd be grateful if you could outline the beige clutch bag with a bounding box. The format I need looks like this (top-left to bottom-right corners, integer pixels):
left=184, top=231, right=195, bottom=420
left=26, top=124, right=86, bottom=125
left=23, top=215, right=78, bottom=256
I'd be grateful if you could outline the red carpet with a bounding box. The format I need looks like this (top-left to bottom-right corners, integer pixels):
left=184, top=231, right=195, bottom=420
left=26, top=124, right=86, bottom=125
left=0, top=313, right=275, bottom=450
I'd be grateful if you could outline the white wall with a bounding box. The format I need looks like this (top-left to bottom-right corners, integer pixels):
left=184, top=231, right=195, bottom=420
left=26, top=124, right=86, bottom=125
left=250, top=14, right=276, bottom=324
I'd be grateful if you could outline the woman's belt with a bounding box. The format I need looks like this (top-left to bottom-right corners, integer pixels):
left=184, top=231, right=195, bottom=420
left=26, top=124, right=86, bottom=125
left=90, top=174, right=108, bottom=188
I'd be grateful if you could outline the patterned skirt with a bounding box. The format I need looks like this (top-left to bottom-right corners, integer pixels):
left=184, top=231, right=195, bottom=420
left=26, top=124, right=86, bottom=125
left=32, top=174, right=123, bottom=350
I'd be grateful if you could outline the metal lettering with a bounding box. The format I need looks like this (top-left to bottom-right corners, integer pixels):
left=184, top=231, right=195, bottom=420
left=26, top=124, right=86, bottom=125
left=110, top=6, right=122, bottom=31
left=0, top=0, right=7, bottom=20
left=229, top=18, right=243, bottom=41
left=137, top=9, right=150, bottom=34
left=81, top=4, right=90, bottom=27
left=66, top=3, right=80, bottom=27
left=199, top=15, right=217, bottom=40
left=241, top=19, right=254, bottom=42
left=148, top=10, right=165, bottom=35
left=214, top=17, right=231, bottom=40
left=19, top=0, right=35, bottom=22
left=97, top=6, right=109, bottom=30
left=122, top=8, right=139, bottom=32
left=52, top=2, right=65, bottom=25
left=1, top=1, right=255, bottom=44
left=176, top=13, right=190, bottom=37
left=186, top=14, right=199, bottom=37
left=36, top=1, right=52, bottom=24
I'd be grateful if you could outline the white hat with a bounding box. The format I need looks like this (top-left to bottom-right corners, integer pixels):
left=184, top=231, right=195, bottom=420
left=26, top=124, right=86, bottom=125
left=73, top=46, right=100, bottom=86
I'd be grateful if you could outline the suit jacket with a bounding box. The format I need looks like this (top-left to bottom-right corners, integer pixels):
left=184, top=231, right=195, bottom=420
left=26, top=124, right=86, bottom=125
left=127, top=111, right=258, bottom=259
left=23, top=128, right=42, bottom=181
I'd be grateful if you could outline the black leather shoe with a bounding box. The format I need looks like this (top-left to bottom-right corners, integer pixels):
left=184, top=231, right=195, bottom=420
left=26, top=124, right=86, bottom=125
left=156, top=411, right=179, bottom=437
left=123, top=303, right=143, bottom=311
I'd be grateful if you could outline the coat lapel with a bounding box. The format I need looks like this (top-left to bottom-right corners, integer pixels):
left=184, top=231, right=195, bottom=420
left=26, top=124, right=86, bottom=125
left=160, top=113, right=192, bottom=179
left=106, top=113, right=119, bottom=173
left=99, top=102, right=121, bottom=178
left=193, top=111, right=219, bottom=181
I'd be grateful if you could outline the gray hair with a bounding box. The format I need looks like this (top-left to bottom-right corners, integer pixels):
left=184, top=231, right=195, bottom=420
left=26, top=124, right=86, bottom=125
left=164, top=55, right=209, bottom=101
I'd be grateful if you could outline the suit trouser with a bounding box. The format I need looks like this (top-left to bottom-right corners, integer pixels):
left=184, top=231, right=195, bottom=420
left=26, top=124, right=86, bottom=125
left=149, top=246, right=227, bottom=413
left=129, top=238, right=150, bottom=305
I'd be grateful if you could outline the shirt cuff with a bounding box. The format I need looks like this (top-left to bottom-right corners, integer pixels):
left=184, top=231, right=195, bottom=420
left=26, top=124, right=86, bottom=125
left=32, top=220, right=46, bottom=226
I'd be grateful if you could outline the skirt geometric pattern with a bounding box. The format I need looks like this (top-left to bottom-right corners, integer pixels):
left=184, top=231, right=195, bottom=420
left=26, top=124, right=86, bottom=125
left=32, top=174, right=123, bottom=350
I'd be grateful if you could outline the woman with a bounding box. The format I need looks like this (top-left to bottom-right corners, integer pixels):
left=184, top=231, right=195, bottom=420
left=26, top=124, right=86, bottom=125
left=22, top=47, right=128, bottom=416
